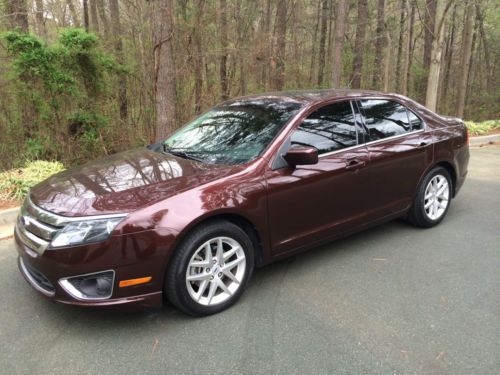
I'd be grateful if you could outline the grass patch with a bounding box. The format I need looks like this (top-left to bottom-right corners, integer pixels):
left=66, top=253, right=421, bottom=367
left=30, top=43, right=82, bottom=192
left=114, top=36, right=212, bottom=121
left=465, top=120, right=500, bottom=136
left=0, top=160, right=65, bottom=202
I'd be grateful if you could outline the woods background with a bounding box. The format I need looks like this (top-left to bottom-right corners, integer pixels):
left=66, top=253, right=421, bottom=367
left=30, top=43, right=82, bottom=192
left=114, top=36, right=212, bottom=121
left=0, top=0, right=499, bottom=170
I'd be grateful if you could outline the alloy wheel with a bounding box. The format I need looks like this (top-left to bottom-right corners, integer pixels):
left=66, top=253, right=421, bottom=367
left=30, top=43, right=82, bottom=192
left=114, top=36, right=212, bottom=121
left=185, top=236, right=246, bottom=306
left=423, top=174, right=450, bottom=220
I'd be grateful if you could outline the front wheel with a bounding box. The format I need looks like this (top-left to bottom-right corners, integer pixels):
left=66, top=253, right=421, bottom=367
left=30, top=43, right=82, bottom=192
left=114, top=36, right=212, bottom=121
left=165, top=220, right=254, bottom=316
left=408, top=167, right=452, bottom=228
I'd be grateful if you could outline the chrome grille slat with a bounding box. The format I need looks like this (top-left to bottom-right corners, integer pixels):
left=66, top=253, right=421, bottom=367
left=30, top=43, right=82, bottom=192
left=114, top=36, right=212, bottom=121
left=15, top=224, right=49, bottom=254
left=19, top=216, right=59, bottom=241
left=16, top=195, right=128, bottom=255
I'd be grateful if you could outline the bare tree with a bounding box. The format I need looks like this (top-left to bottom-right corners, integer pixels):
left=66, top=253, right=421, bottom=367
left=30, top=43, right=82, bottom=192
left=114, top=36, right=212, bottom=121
left=83, top=0, right=90, bottom=32
left=351, top=0, right=368, bottom=89
left=331, top=0, right=348, bottom=88
left=425, top=0, right=452, bottom=111
left=219, top=0, right=229, bottom=100
left=96, top=0, right=109, bottom=35
left=5, top=0, right=29, bottom=32
left=34, top=0, right=47, bottom=40
left=109, top=0, right=128, bottom=120
left=272, top=0, right=287, bottom=90
left=153, top=0, right=177, bottom=140
left=455, top=1, right=475, bottom=117
left=193, top=0, right=205, bottom=113
left=372, top=0, right=386, bottom=89
left=89, top=0, right=99, bottom=33
left=317, top=0, right=329, bottom=85
left=66, top=0, right=81, bottom=27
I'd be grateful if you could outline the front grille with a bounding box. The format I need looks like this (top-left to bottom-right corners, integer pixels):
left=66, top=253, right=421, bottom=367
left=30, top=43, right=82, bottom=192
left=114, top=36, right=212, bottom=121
left=19, top=257, right=55, bottom=296
left=16, top=196, right=64, bottom=254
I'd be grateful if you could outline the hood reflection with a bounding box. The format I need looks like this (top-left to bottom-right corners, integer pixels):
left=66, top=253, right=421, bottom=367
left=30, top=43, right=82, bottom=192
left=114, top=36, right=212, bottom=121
left=30, top=148, right=235, bottom=216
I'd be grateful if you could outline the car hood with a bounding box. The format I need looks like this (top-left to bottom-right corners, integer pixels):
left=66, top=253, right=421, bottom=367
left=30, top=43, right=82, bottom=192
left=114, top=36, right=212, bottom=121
left=30, top=148, right=240, bottom=217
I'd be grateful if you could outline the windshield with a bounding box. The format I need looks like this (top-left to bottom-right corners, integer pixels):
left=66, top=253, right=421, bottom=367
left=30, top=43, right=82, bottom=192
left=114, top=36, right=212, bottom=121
left=163, top=99, right=302, bottom=165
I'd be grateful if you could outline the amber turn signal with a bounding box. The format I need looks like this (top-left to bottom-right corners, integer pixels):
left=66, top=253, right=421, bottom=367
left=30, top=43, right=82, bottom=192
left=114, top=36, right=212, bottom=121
left=119, top=276, right=152, bottom=287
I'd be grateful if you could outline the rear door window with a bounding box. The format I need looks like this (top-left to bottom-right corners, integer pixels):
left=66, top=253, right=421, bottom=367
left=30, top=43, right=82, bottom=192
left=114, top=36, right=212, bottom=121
left=358, top=99, right=415, bottom=141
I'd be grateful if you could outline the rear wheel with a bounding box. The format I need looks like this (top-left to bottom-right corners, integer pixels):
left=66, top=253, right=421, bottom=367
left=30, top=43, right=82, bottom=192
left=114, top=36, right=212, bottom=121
left=408, top=167, right=452, bottom=228
left=165, top=220, right=254, bottom=316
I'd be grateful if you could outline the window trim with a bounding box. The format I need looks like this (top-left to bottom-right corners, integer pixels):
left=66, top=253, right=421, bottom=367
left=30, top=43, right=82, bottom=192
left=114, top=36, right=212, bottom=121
left=290, top=100, right=362, bottom=156
left=354, top=98, right=427, bottom=142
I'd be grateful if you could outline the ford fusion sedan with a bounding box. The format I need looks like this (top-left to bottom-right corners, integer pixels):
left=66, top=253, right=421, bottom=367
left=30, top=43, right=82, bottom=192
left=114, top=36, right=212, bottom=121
left=15, top=90, right=469, bottom=316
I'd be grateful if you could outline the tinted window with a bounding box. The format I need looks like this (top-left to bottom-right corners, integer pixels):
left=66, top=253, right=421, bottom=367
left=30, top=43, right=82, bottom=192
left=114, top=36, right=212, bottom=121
left=291, top=101, right=357, bottom=154
left=163, top=100, right=301, bottom=165
left=408, top=109, right=423, bottom=130
left=358, top=100, right=411, bottom=140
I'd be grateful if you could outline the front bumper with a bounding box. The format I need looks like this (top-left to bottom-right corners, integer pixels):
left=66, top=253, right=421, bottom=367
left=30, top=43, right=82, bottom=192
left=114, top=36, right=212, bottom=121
left=15, top=226, right=178, bottom=309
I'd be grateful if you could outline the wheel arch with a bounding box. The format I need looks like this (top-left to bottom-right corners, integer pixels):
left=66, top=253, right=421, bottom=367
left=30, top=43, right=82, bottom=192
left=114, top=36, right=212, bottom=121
left=166, top=212, right=265, bottom=271
left=434, top=160, right=457, bottom=197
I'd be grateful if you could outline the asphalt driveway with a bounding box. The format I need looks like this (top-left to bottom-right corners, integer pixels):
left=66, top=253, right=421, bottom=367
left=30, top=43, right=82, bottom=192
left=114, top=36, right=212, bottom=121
left=0, top=147, right=498, bottom=375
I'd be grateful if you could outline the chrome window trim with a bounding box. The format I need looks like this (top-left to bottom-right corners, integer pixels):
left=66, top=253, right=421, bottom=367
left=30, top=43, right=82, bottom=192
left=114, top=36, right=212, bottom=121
left=59, top=269, right=115, bottom=301
left=19, top=257, right=55, bottom=297
left=318, top=128, right=425, bottom=159
left=23, top=195, right=128, bottom=227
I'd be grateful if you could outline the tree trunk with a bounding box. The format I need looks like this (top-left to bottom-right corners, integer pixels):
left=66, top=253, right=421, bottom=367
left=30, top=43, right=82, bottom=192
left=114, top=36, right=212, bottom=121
left=401, top=0, right=413, bottom=95
left=66, top=0, right=80, bottom=27
left=455, top=1, right=474, bottom=118
left=475, top=3, right=491, bottom=91
left=193, top=0, right=205, bottom=113
left=425, top=0, right=452, bottom=111
left=83, top=0, right=90, bottom=32
left=236, top=0, right=246, bottom=95
left=395, top=0, right=405, bottom=88
left=383, top=28, right=392, bottom=91
left=272, top=0, right=287, bottom=90
left=372, top=0, right=385, bottom=89
left=5, top=0, right=29, bottom=32
left=421, top=0, right=436, bottom=99
left=350, top=0, right=368, bottom=89
left=89, top=0, right=99, bottom=33
left=440, top=2, right=456, bottom=109
left=109, top=0, right=128, bottom=120
left=34, top=0, right=47, bottom=40
left=260, top=0, right=271, bottom=89
left=153, top=0, right=177, bottom=140
left=96, top=0, right=109, bottom=35
left=308, top=0, right=321, bottom=85
left=331, top=0, right=348, bottom=88
left=317, top=0, right=329, bottom=86
left=219, top=0, right=229, bottom=100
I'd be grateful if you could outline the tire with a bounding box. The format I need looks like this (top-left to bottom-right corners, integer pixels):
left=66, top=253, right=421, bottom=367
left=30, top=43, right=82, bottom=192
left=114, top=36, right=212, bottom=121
left=408, top=166, right=452, bottom=228
left=165, top=220, right=254, bottom=316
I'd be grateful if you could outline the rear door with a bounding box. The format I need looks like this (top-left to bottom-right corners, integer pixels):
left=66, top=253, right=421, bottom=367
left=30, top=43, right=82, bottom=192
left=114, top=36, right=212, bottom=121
left=265, top=100, right=371, bottom=255
left=355, top=99, right=433, bottom=217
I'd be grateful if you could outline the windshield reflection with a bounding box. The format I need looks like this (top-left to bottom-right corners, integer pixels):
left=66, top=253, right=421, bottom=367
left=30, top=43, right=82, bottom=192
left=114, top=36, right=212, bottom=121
left=163, top=99, right=302, bottom=165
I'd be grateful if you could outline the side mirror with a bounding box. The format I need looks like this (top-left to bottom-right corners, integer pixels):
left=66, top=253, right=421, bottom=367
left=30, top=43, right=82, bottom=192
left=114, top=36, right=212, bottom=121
left=283, top=146, right=318, bottom=167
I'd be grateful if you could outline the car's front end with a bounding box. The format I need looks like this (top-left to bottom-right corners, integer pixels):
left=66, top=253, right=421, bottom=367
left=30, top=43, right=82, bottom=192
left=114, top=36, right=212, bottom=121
left=15, top=195, right=178, bottom=308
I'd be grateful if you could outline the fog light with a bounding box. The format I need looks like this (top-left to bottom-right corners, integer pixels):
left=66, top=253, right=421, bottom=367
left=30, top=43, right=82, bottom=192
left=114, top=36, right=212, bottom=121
left=59, top=270, right=115, bottom=300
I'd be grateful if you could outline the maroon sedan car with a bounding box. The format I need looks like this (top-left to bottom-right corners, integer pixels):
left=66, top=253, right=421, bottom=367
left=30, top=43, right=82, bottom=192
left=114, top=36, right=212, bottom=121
left=15, top=90, right=469, bottom=316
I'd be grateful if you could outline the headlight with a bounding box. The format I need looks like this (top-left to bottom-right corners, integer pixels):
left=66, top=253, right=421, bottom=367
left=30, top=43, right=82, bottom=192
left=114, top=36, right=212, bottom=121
left=50, top=218, right=124, bottom=248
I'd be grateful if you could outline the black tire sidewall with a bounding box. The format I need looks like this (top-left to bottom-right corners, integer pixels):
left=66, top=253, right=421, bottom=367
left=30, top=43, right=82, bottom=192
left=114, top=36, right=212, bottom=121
left=413, top=167, right=452, bottom=227
left=166, top=221, right=254, bottom=316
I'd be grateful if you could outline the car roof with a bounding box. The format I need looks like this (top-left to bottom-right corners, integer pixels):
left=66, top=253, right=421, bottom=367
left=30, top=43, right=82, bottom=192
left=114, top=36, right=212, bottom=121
left=222, top=89, right=404, bottom=106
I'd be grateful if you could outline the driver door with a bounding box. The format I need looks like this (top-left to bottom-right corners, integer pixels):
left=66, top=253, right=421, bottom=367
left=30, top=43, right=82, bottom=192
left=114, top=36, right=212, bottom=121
left=265, top=100, right=370, bottom=256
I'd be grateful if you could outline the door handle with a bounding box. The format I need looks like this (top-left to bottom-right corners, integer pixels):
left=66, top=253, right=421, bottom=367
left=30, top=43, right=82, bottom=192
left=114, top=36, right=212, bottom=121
left=416, top=142, right=428, bottom=150
left=345, top=159, right=366, bottom=170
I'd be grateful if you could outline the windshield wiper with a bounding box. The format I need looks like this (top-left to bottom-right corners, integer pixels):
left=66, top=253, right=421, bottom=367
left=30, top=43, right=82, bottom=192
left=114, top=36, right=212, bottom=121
left=162, top=145, right=207, bottom=163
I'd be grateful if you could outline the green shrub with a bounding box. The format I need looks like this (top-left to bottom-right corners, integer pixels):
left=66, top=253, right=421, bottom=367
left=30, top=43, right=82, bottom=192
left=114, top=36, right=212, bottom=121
left=0, top=161, right=65, bottom=201
left=465, top=120, right=500, bottom=136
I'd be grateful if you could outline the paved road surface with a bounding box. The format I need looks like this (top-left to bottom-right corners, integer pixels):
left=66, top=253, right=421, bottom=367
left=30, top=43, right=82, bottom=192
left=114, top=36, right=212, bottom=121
left=0, top=147, right=498, bottom=374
